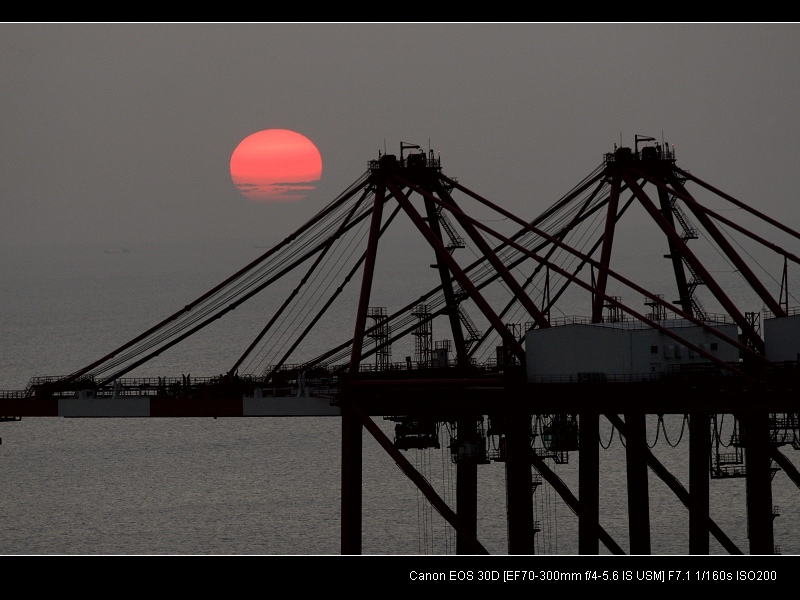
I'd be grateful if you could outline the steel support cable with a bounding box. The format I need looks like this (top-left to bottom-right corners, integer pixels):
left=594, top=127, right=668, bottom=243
left=490, top=186, right=607, bottom=286
left=269, top=190, right=413, bottom=374
left=528, top=182, right=608, bottom=270
left=648, top=416, right=662, bottom=449
left=455, top=182, right=600, bottom=311
left=485, top=167, right=616, bottom=269
left=88, top=184, right=374, bottom=379
left=446, top=164, right=610, bottom=289
left=59, top=171, right=372, bottom=387
left=457, top=213, right=757, bottom=378
left=485, top=194, right=611, bottom=348
left=489, top=189, right=595, bottom=287
left=89, top=229, right=366, bottom=378
left=604, top=413, right=743, bottom=555
left=245, top=201, right=375, bottom=369
left=530, top=179, right=614, bottom=272
left=715, top=413, right=733, bottom=448
left=421, top=178, right=551, bottom=330
left=91, top=209, right=360, bottom=380
left=516, top=177, right=622, bottom=291
left=88, top=233, right=324, bottom=377
left=262, top=202, right=407, bottom=381
left=119, top=181, right=375, bottom=375
left=712, top=220, right=800, bottom=308
left=99, top=214, right=349, bottom=373
left=247, top=211, right=374, bottom=375
left=673, top=195, right=800, bottom=268
left=437, top=176, right=768, bottom=373
left=622, top=172, right=766, bottom=351
left=502, top=187, right=618, bottom=317
left=524, top=163, right=608, bottom=230
left=130, top=180, right=375, bottom=366
left=557, top=200, right=610, bottom=280
left=599, top=422, right=616, bottom=449
left=312, top=201, right=629, bottom=372
left=341, top=222, right=509, bottom=368
left=463, top=183, right=638, bottom=358
left=675, top=166, right=800, bottom=243
left=245, top=243, right=370, bottom=374
left=300, top=169, right=615, bottom=371
left=93, top=185, right=380, bottom=385
left=405, top=174, right=618, bottom=361
left=659, top=414, right=688, bottom=448
left=634, top=167, right=787, bottom=318
left=230, top=188, right=371, bottom=376
left=138, top=187, right=377, bottom=361
left=441, top=179, right=610, bottom=287
left=150, top=194, right=373, bottom=343
left=517, top=187, right=633, bottom=332
left=386, top=178, right=526, bottom=361
left=468, top=181, right=624, bottom=359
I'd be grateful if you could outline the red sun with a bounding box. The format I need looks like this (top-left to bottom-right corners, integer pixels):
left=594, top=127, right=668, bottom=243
left=230, top=129, right=323, bottom=202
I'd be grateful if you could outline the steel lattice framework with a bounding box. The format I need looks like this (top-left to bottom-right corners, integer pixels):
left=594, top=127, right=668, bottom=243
left=4, top=138, right=800, bottom=557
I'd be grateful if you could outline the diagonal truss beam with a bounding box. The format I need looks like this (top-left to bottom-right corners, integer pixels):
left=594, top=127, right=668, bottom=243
left=350, top=178, right=387, bottom=373
left=620, top=171, right=763, bottom=352
left=771, top=447, right=800, bottom=490
left=605, top=414, right=743, bottom=555
left=426, top=195, right=755, bottom=377
left=437, top=175, right=766, bottom=370
left=397, top=172, right=551, bottom=329
left=385, top=178, right=526, bottom=361
left=303, top=167, right=623, bottom=369
left=633, top=166, right=786, bottom=318
left=528, top=446, right=625, bottom=554
left=591, top=168, right=622, bottom=322
left=676, top=166, right=800, bottom=242
left=688, top=204, right=800, bottom=267
left=350, top=401, right=489, bottom=554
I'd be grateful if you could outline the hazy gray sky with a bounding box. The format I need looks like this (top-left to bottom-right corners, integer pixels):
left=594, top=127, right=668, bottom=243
left=1, top=23, right=798, bottom=252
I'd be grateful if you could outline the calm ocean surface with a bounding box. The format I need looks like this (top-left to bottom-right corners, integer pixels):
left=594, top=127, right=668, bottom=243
left=1, top=239, right=798, bottom=556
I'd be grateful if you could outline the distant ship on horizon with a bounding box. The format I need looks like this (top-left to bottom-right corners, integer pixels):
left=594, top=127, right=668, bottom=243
left=103, top=247, right=131, bottom=254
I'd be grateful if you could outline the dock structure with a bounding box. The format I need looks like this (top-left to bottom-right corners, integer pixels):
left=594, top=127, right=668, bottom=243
left=2, top=138, right=799, bottom=555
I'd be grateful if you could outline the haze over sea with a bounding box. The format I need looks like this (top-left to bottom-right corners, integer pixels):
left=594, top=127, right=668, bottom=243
left=1, top=233, right=798, bottom=557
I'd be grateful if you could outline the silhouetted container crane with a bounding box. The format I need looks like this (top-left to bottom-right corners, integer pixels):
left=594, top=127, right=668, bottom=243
left=2, top=136, right=800, bottom=557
